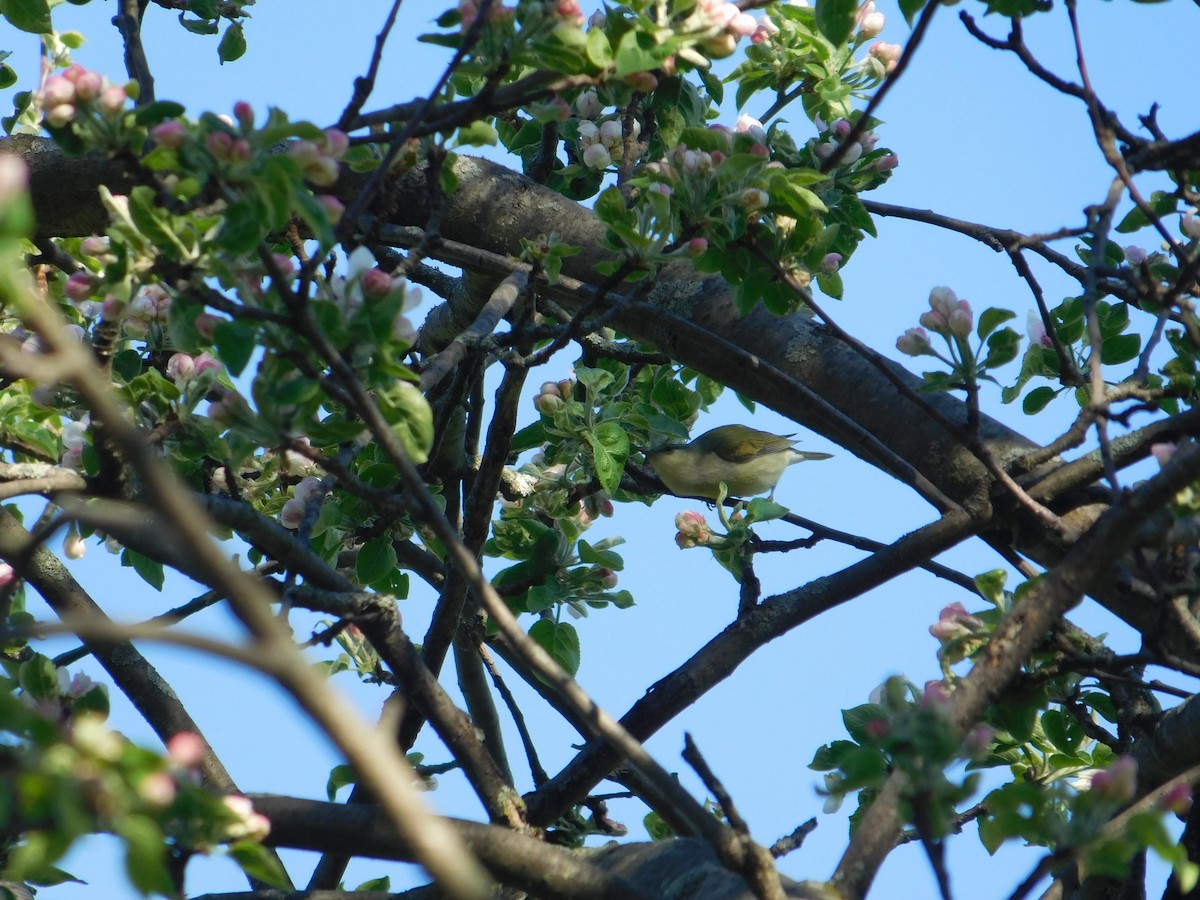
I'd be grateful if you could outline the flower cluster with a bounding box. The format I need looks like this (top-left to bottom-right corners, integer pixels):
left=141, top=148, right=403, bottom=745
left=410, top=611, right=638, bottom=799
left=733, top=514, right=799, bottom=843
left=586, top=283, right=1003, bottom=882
left=533, top=378, right=575, bottom=415
left=60, top=415, right=90, bottom=470
left=287, top=128, right=350, bottom=187
left=812, top=114, right=886, bottom=169
left=281, top=476, right=325, bottom=530
left=685, top=0, right=758, bottom=59
left=120, top=284, right=173, bottom=339
left=920, top=286, right=973, bottom=338
left=574, top=91, right=642, bottom=171
left=166, top=351, right=222, bottom=391
left=37, top=64, right=133, bottom=129
left=928, top=602, right=985, bottom=642
left=674, top=510, right=715, bottom=549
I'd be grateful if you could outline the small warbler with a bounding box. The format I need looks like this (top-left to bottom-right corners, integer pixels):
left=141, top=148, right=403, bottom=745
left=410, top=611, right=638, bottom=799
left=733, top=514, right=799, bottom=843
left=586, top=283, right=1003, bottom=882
left=645, top=424, right=832, bottom=500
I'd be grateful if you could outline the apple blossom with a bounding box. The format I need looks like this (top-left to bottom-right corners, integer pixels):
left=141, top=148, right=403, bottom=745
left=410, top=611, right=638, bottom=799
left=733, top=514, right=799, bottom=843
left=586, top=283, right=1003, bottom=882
left=1181, top=210, right=1200, bottom=240
left=895, top=327, right=931, bottom=357
left=1124, top=245, right=1147, bottom=265
left=856, top=2, right=885, bottom=39
left=929, top=601, right=984, bottom=641
left=734, top=113, right=767, bottom=143
left=575, top=89, right=602, bottom=119
left=582, top=142, right=612, bottom=169
left=167, top=730, right=207, bottom=768
left=0, top=562, right=13, bottom=587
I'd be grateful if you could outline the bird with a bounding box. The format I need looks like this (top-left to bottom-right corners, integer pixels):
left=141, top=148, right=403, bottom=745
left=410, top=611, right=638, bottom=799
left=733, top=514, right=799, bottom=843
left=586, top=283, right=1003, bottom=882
left=644, top=424, right=832, bottom=501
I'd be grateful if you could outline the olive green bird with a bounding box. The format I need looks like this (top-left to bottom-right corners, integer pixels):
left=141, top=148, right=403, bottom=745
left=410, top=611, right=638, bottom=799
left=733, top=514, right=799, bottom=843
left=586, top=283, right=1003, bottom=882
left=645, top=424, right=833, bottom=500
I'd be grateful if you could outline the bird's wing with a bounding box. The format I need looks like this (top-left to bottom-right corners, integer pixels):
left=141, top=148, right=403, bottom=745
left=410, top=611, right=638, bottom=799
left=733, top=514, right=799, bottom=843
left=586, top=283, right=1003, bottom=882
left=718, top=428, right=797, bottom=462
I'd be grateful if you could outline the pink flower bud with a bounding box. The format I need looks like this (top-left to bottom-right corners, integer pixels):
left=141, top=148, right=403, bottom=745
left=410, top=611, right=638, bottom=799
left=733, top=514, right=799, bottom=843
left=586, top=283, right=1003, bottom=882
left=230, top=138, right=251, bottom=162
left=1150, top=442, right=1177, bottom=467
left=1161, top=783, right=1193, bottom=817
left=874, top=152, right=898, bottom=172
left=41, top=75, right=75, bottom=108
left=929, top=601, right=984, bottom=641
left=964, top=724, right=995, bottom=758
left=821, top=252, right=842, bottom=273
left=832, top=119, right=853, bottom=140
left=233, top=101, right=254, bottom=129
left=870, top=41, right=902, bottom=74
left=139, top=772, right=177, bottom=807
left=0, top=155, right=28, bottom=204
left=322, top=128, right=350, bottom=159
left=45, top=104, right=76, bottom=128
left=151, top=120, right=188, bottom=150
left=193, top=351, right=221, bottom=377
left=0, top=563, right=13, bottom=587
left=317, top=194, right=344, bottom=224
left=62, top=64, right=87, bottom=84
left=361, top=268, right=393, bottom=298
left=64, top=271, right=97, bottom=302
left=99, top=85, right=127, bottom=116
left=948, top=303, right=973, bottom=338
left=167, top=352, right=196, bottom=385
left=686, top=237, right=709, bottom=257
left=896, top=326, right=931, bottom=356
left=73, top=70, right=104, bottom=102
left=194, top=313, right=221, bottom=339
left=919, top=679, right=952, bottom=710
left=1124, top=245, right=1147, bottom=265
left=101, top=295, right=126, bottom=322
left=167, top=731, right=206, bottom=768
left=280, top=497, right=307, bottom=529
left=751, top=17, right=778, bottom=44
left=80, top=235, right=110, bottom=257
left=205, top=131, right=234, bottom=159
left=1090, top=756, right=1137, bottom=803
left=734, top=113, right=767, bottom=142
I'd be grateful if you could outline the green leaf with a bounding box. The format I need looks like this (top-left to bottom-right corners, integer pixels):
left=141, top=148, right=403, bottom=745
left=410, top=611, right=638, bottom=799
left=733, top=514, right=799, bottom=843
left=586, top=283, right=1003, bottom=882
left=810, top=739, right=859, bottom=771
left=453, top=120, right=498, bottom=148
left=586, top=421, right=630, bottom=495
left=133, top=101, right=186, bottom=127
left=842, top=703, right=888, bottom=743
left=814, top=0, right=856, bottom=47
left=355, top=876, right=391, bottom=892
left=178, top=12, right=219, bottom=34
left=121, top=548, right=165, bottom=591
left=356, top=536, right=397, bottom=587
left=1100, top=333, right=1141, bottom=366
left=18, top=654, right=59, bottom=699
left=982, top=328, right=1021, bottom=369
left=218, top=22, right=247, bottom=63
left=228, top=841, right=290, bottom=889
left=644, top=810, right=674, bottom=841
left=116, top=816, right=174, bottom=897
left=1022, top=386, right=1056, bottom=415
left=614, top=28, right=659, bottom=77
left=212, top=320, right=256, bottom=377
left=899, top=0, right=927, bottom=25
left=974, top=571, right=1003, bottom=607
left=528, top=619, right=581, bottom=676
left=381, top=382, right=434, bottom=464
left=218, top=199, right=264, bottom=254
left=577, top=539, right=623, bottom=570
left=977, top=307, right=1016, bottom=341
left=0, top=0, right=52, bottom=33
left=585, top=27, right=612, bottom=68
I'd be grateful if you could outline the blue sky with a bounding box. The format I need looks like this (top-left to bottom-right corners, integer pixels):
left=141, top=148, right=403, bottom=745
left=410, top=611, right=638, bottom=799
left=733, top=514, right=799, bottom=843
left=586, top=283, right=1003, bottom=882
left=5, top=0, right=1199, bottom=896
